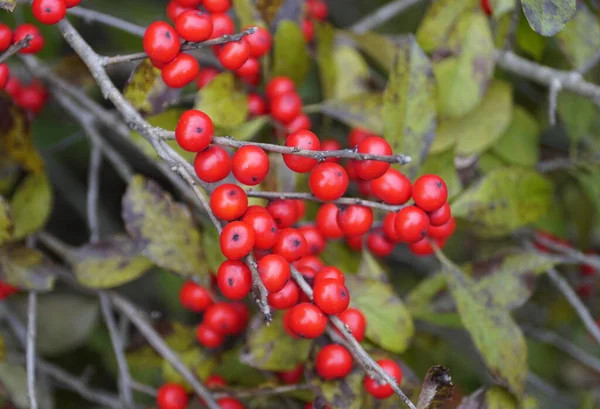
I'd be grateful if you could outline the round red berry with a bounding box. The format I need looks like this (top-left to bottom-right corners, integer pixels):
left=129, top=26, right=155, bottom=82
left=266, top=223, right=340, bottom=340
left=242, top=210, right=278, bottom=250
left=195, top=66, right=220, bottom=89
left=143, top=21, right=180, bottom=63
left=316, top=344, right=353, bottom=380
left=217, top=259, right=252, bottom=299
left=409, top=237, right=439, bottom=256
left=217, top=397, right=245, bottom=409
left=257, top=254, right=290, bottom=293
left=16, top=83, right=48, bottom=115
left=337, top=308, right=366, bottom=342
left=0, top=282, right=18, bottom=300
left=428, top=202, right=451, bottom=226
left=218, top=38, right=251, bottom=70
left=286, top=113, right=312, bottom=133
left=348, top=128, right=376, bottom=148
left=297, top=265, right=318, bottom=286
left=283, top=130, right=320, bottom=173
left=230, top=301, right=250, bottom=333
left=167, top=1, right=192, bottom=22
left=206, top=374, right=227, bottom=388
left=367, top=229, right=395, bottom=257
left=266, top=76, right=296, bottom=100
left=175, top=109, right=214, bottom=152
left=204, top=302, right=241, bottom=335
left=307, top=0, right=328, bottom=20
left=13, top=24, right=44, bottom=54
left=298, top=225, right=326, bottom=255
left=345, top=235, right=364, bottom=251
left=157, top=383, right=189, bottom=409
left=248, top=93, right=267, bottom=116
left=294, top=200, right=306, bottom=219
left=64, top=0, right=82, bottom=8
left=364, top=359, right=403, bottom=399
left=174, top=0, right=201, bottom=6
left=244, top=26, right=272, bottom=57
left=0, top=64, right=9, bottom=90
left=337, top=205, right=373, bottom=237
left=203, top=0, right=231, bottom=13
left=315, top=266, right=344, bottom=286
left=210, top=13, right=235, bottom=38
left=232, top=146, right=269, bottom=186
left=268, top=280, right=300, bottom=309
left=320, top=139, right=342, bottom=162
left=353, top=136, right=392, bottom=180
left=313, top=279, right=350, bottom=315
left=175, top=10, right=213, bottom=42
left=288, top=302, right=327, bottom=338
left=371, top=169, right=412, bottom=205
left=309, top=162, right=349, bottom=201
left=4, top=76, right=21, bottom=98
left=196, top=323, right=225, bottom=348
left=294, top=255, right=325, bottom=272
left=382, top=212, right=400, bottom=242
left=220, top=221, right=255, bottom=260
left=394, top=206, right=429, bottom=243
left=412, top=174, right=448, bottom=212
left=315, top=203, right=343, bottom=239
left=194, top=146, right=231, bottom=182
left=0, top=24, right=12, bottom=53
left=162, top=53, right=200, bottom=88
left=273, top=228, right=307, bottom=262
left=270, top=92, right=303, bottom=124
left=428, top=217, right=455, bottom=240
left=481, top=0, right=493, bottom=16
left=267, top=199, right=300, bottom=228
left=210, top=184, right=248, bottom=221
left=32, top=0, right=66, bottom=25
left=301, top=19, right=314, bottom=42
left=277, top=364, right=304, bottom=384
left=179, top=281, right=213, bottom=312
left=235, top=57, right=260, bottom=78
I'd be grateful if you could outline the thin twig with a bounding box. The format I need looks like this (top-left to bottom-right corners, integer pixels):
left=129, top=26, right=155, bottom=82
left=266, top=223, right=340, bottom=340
left=0, top=34, right=32, bottom=64
left=536, top=157, right=600, bottom=172
left=212, top=383, right=311, bottom=399
left=350, top=0, right=424, bottom=34
left=87, top=143, right=103, bottom=243
left=67, top=6, right=146, bottom=36
left=533, top=233, right=600, bottom=271
left=131, top=381, right=157, bottom=397
left=548, top=79, right=562, bottom=126
left=26, top=291, right=38, bottom=409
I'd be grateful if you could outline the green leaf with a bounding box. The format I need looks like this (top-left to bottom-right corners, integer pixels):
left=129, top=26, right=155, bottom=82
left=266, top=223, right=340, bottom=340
left=356, top=251, right=387, bottom=281
left=194, top=72, right=249, bottom=129
left=521, top=0, right=576, bottom=36
left=347, top=31, right=397, bottom=72
left=71, top=234, right=153, bottom=288
left=162, top=347, right=217, bottom=391
left=383, top=36, right=436, bottom=176
left=122, top=175, right=207, bottom=278
left=214, top=347, right=266, bottom=386
left=557, top=92, right=600, bottom=145
left=320, top=240, right=362, bottom=274
left=452, top=167, right=553, bottom=237
left=485, top=386, right=518, bottom=409
left=406, top=273, right=447, bottom=313
left=308, top=366, right=364, bottom=409
left=123, top=59, right=175, bottom=115
left=333, top=45, right=370, bottom=99
left=223, top=116, right=269, bottom=141
left=272, top=20, right=310, bottom=86
left=573, top=166, right=600, bottom=213
left=203, top=227, right=226, bottom=273
left=516, top=15, right=547, bottom=60
left=418, top=150, right=462, bottom=200
left=0, top=245, right=59, bottom=290
left=232, top=0, right=261, bottom=28
left=10, top=173, right=52, bottom=240
left=416, top=366, right=454, bottom=409
left=345, top=276, right=414, bottom=353
left=315, top=22, right=337, bottom=100
left=435, top=249, right=527, bottom=396
left=0, top=196, right=12, bottom=245
left=241, top=312, right=312, bottom=371
left=415, top=0, right=473, bottom=53
left=321, top=93, right=383, bottom=134
left=0, top=0, right=16, bottom=11
left=491, top=107, right=540, bottom=167
left=434, top=11, right=495, bottom=119
left=478, top=151, right=507, bottom=174
left=0, top=363, right=50, bottom=408
left=491, top=0, right=516, bottom=18
left=555, top=4, right=600, bottom=70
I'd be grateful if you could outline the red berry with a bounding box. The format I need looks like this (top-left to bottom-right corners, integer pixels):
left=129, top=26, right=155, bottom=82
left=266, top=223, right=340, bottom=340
left=230, top=301, right=250, bottom=333
left=194, top=146, right=231, bottom=183
left=13, top=24, right=44, bottom=54
left=232, top=146, right=269, bottom=186
left=297, top=265, right=318, bottom=286
left=315, top=203, right=343, bottom=239
left=196, top=323, right=225, bottom=348
left=0, top=24, right=11, bottom=52
left=270, top=92, right=303, bottom=125
left=195, top=66, right=220, bottom=89
left=162, top=53, right=200, bottom=88
left=157, top=383, right=189, bottom=409
left=175, top=10, right=213, bottom=42
left=143, top=21, right=180, bottom=63
left=268, top=280, right=300, bottom=309
left=352, top=136, right=392, bottom=180
left=217, top=259, right=252, bottom=299
left=293, top=255, right=325, bottom=272
left=357, top=180, right=373, bottom=198
left=533, top=231, right=571, bottom=253
left=266, top=76, right=295, bottom=100
left=267, top=199, right=300, bottom=228
left=345, top=234, right=364, bottom=251
left=204, top=302, right=241, bottom=335
left=293, top=199, right=306, bottom=220
left=220, top=221, right=255, bottom=260
left=257, top=254, right=290, bottom=293
left=286, top=113, right=312, bottom=133
left=367, top=229, right=395, bottom=257
left=288, top=302, right=327, bottom=338
left=277, top=364, right=304, bottom=384
left=337, top=308, right=366, bottom=342
left=167, top=1, right=192, bottom=22
left=244, top=26, right=272, bottom=58
left=428, top=217, right=456, bottom=239
left=348, top=128, right=376, bottom=148
left=337, top=205, right=373, bottom=237
left=371, top=169, right=412, bottom=205
left=203, top=0, right=231, bottom=13
left=344, top=160, right=358, bottom=181
left=16, top=83, right=48, bottom=115
left=298, top=225, right=326, bottom=255
left=313, top=279, right=350, bottom=315
left=394, top=206, right=429, bottom=243
left=364, top=359, right=402, bottom=399
left=320, top=139, right=342, bottom=162
left=32, top=0, right=66, bottom=25
left=273, top=228, right=308, bottom=262
left=301, top=19, right=314, bottom=42
left=316, top=344, right=353, bottom=380
left=210, top=184, right=248, bottom=221
left=242, top=211, right=278, bottom=250
left=4, top=76, right=21, bottom=98
left=174, top=0, right=201, bottom=6
left=307, top=0, right=328, bottom=20
left=0, top=282, right=18, bottom=300
left=206, top=375, right=227, bottom=388
left=210, top=13, right=235, bottom=38
left=235, top=57, right=260, bottom=78
left=175, top=110, right=214, bottom=152
left=0, top=64, right=10, bottom=90
left=179, top=281, right=213, bottom=312
left=309, top=162, right=349, bottom=201
left=283, top=130, right=320, bottom=173
left=481, top=0, right=492, bottom=16
left=217, top=397, right=245, bottom=409
left=248, top=93, right=267, bottom=116
left=382, top=212, right=400, bottom=242
left=315, top=266, right=344, bottom=286
left=409, top=237, right=440, bottom=256
left=428, top=202, right=451, bottom=226
left=218, top=39, right=251, bottom=70
left=412, top=174, right=448, bottom=212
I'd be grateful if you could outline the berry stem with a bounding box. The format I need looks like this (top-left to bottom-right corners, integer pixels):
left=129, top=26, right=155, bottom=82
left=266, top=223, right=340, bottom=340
left=0, top=34, right=33, bottom=64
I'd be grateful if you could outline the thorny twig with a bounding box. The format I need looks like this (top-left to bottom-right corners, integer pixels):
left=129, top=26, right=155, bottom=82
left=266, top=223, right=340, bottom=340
left=26, top=292, right=38, bottom=409
left=0, top=34, right=32, bottom=64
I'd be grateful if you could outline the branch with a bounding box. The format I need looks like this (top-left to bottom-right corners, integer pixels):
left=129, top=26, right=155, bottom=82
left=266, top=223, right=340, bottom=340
left=212, top=383, right=310, bottom=399
left=548, top=78, right=561, bottom=126
left=350, top=0, right=425, bottom=34
left=26, top=291, right=38, bottom=409
left=532, top=233, right=600, bottom=271
left=0, top=34, right=32, bottom=64
left=67, top=6, right=146, bottom=36
left=87, top=142, right=102, bottom=243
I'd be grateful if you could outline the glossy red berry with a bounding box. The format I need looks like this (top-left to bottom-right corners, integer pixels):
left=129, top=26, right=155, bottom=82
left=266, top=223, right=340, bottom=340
left=298, top=225, right=326, bottom=255
left=301, top=19, right=314, bottom=42
left=179, top=281, right=213, bottom=312
left=0, top=24, right=12, bottom=53
left=286, top=113, right=312, bottom=134
left=409, top=237, right=438, bottom=256
left=157, top=383, right=189, bottom=409
left=4, top=76, right=21, bottom=98
left=63, top=0, right=80, bottom=6
left=0, top=64, right=9, bottom=90
left=348, top=128, right=376, bottom=148
left=337, top=205, right=373, bottom=237
left=16, top=83, right=48, bottom=115
left=307, top=0, right=328, bottom=20
left=194, top=146, right=231, bottom=183
left=203, top=0, right=231, bottom=13
left=174, top=0, right=201, bottom=6
left=270, top=92, right=303, bottom=125
left=364, top=359, right=402, bottom=399
left=0, top=282, right=18, bottom=300
left=412, top=174, right=448, bottom=212
left=204, top=302, right=241, bottom=335
left=210, top=184, right=248, bottom=221
left=315, top=266, right=344, bottom=286
left=294, top=200, right=306, bottom=220
left=283, top=130, right=320, bottom=173
left=167, top=1, right=192, bottom=22
left=235, top=57, right=260, bottom=78
left=143, top=21, right=180, bottom=63
left=367, top=229, right=395, bottom=257
left=218, top=38, right=251, bottom=70
left=337, top=308, right=366, bottom=342
left=353, top=136, right=392, bottom=180
left=345, top=234, right=364, bottom=251
left=277, top=364, right=304, bottom=384
left=309, top=162, right=349, bottom=201
left=288, top=302, right=327, bottom=338
left=242, top=210, right=278, bottom=250
left=196, top=322, right=225, bottom=348
left=32, top=0, right=66, bottom=25
left=232, top=146, right=269, bottom=186
left=267, top=199, right=300, bottom=228
left=394, top=206, right=430, bottom=243
left=244, top=26, right=272, bottom=57
left=230, top=301, right=250, bottom=333
left=266, top=76, right=296, bottom=100
left=257, top=254, right=290, bottom=293
left=268, top=280, right=300, bottom=309
left=428, top=217, right=456, bottom=239
left=205, top=375, right=227, bottom=388
left=315, top=203, right=343, bottom=239
left=320, top=139, right=342, bottom=162
left=217, top=397, right=245, bottom=409
left=217, top=259, right=252, bottom=299
left=248, top=93, right=267, bottom=116
left=371, top=169, right=412, bottom=205
left=162, top=53, right=200, bottom=88
left=313, top=279, right=350, bottom=315
left=220, top=221, right=255, bottom=260
left=175, top=110, right=214, bottom=152
left=273, top=228, right=308, bottom=262
left=316, top=344, right=353, bottom=380
left=195, top=66, right=220, bottom=89
left=210, top=13, right=235, bottom=38
left=481, top=0, right=492, bottom=16
left=428, top=202, right=451, bottom=226
left=13, top=24, right=44, bottom=54
left=382, top=212, right=400, bottom=242
left=294, top=255, right=325, bottom=272
left=175, top=10, right=213, bottom=42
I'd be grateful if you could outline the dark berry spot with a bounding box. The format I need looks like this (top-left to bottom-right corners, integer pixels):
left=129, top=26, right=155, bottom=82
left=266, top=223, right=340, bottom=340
left=271, top=227, right=277, bottom=233
left=165, top=31, right=172, bottom=39
left=337, top=172, right=342, bottom=177
left=311, top=245, right=318, bottom=253
left=420, top=230, right=427, bottom=239
left=44, top=7, right=51, bottom=12
left=228, top=190, right=237, bottom=197
left=227, top=278, right=234, bottom=286
left=292, top=239, right=301, bottom=247
left=340, top=290, right=347, bottom=298
left=435, top=181, right=443, bottom=188
left=196, top=127, right=204, bottom=134
left=232, top=233, right=240, bottom=242
left=252, top=176, right=258, bottom=182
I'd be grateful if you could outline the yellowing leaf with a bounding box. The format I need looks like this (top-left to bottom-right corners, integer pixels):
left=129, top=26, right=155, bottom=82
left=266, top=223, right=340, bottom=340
left=491, top=107, right=540, bottom=167
left=557, top=92, right=600, bottom=145
left=0, top=196, right=12, bottom=245
left=272, top=20, right=310, bottom=86
left=573, top=166, right=600, bottom=214
left=162, top=347, right=217, bottom=391
left=321, top=93, right=383, bottom=134
left=308, top=365, right=364, bottom=409
left=223, top=115, right=269, bottom=141
left=521, top=0, right=576, bottom=37
left=0, top=245, right=60, bottom=290
left=516, top=15, right=546, bottom=60
left=10, top=173, right=52, bottom=240
left=415, top=0, right=473, bottom=53
left=195, top=72, right=248, bottom=129
left=333, top=45, right=370, bottom=99
left=124, top=59, right=177, bottom=115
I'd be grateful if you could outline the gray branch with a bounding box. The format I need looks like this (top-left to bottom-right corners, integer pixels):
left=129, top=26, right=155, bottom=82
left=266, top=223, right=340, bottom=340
left=350, top=0, right=425, bottom=34
left=26, top=291, right=38, bottom=409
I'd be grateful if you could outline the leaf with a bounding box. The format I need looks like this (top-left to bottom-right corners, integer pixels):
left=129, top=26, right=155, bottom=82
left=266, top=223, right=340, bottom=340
left=0, top=245, right=59, bottom=290
left=418, top=150, right=461, bottom=200
left=256, top=0, right=285, bottom=23
left=416, top=366, right=454, bottom=409
left=319, top=240, right=361, bottom=274
left=521, top=0, right=576, bottom=36
left=452, top=167, right=553, bottom=237
left=485, top=386, right=517, bottom=409
left=356, top=251, right=387, bottom=281
left=415, top=0, right=473, bottom=53
left=10, top=173, right=52, bottom=240
left=321, top=93, right=383, bottom=134
left=333, top=45, right=370, bottom=99
left=406, top=273, right=447, bottom=312
left=308, top=366, right=364, bottom=409
left=224, top=116, right=269, bottom=141
left=0, top=363, right=49, bottom=408
left=203, top=227, right=226, bottom=273
left=122, top=175, right=207, bottom=278
left=233, top=0, right=261, bottom=28
left=491, top=107, right=540, bottom=167
left=555, top=4, right=600, bottom=70
left=347, top=31, right=397, bottom=72
left=516, top=15, right=546, bottom=60
left=241, top=312, right=312, bottom=371
left=194, top=72, right=248, bottom=129
left=345, top=276, right=414, bottom=353
left=0, top=196, right=12, bottom=245
left=490, top=0, right=516, bottom=18
left=573, top=166, right=600, bottom=213
left=271, top=20, right=310, bottom=86
left=0, top=0, right=16, bottom=11
left=162, top=347, right=217, bottom=391
left=214, top=347, right=267, bottom=386
left=124, top=59, right=178, bottom=116
left=557, top=92, right=600, bottom=145
left=435, top=249, right=527, bottom=396
left=434, top=12, right=495, bottom=119
left=383, top=36, right=436, bottom=176
left=71, top=234, right=153, bottom=288
left=315, top=22, right=337, bottom=100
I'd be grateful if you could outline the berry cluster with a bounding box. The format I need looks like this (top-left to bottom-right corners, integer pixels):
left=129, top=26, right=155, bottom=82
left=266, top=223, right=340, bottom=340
left=301, top=0, right=328, bottom=42
left=156, top=377, right=245, bottom=409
